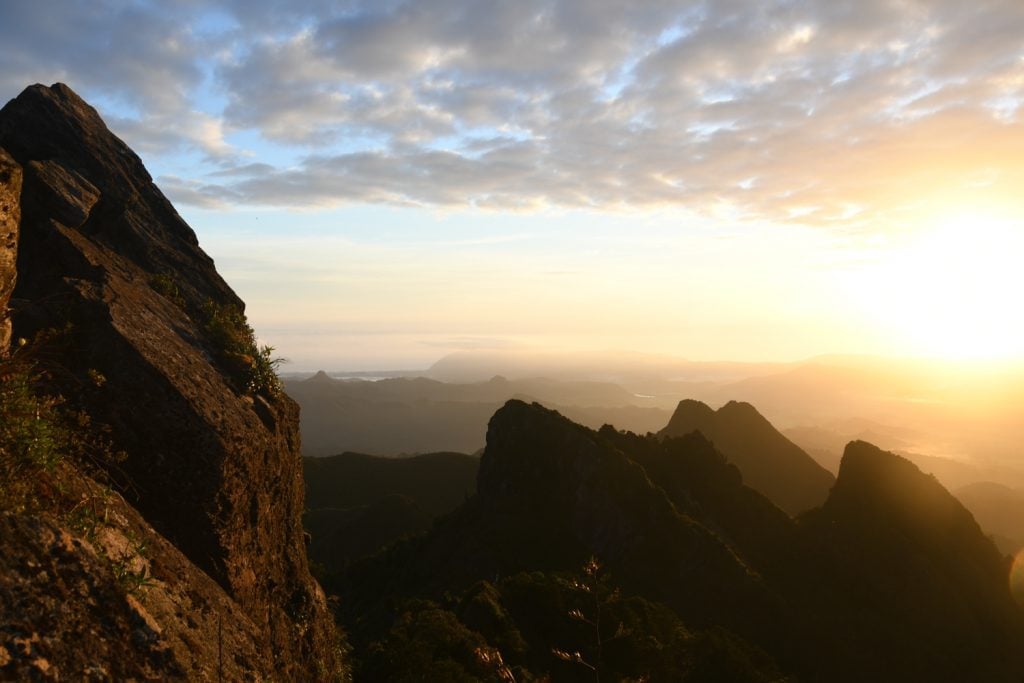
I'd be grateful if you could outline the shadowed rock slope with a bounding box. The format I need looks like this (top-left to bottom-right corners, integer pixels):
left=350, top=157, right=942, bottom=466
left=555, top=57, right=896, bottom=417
left=955, top=481, right=1024, bottom=554
left=799, top=441, right=1024, bottom=681
left=0, top=83, right=341, bottom=679
left=659, top=399, right=835, bottom=514
left=0, top=147, right=19, bottom=352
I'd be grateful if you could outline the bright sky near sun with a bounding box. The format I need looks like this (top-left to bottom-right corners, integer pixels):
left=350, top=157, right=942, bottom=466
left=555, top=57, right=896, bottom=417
left=2, top=1, right=1024, bottom=369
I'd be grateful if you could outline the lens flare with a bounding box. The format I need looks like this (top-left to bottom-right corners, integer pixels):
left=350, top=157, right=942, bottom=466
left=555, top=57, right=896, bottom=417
left=1012, top=551, right=1024, bottom=608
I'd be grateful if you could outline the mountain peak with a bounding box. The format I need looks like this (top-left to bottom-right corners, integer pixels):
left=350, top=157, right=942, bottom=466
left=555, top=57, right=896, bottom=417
left=834, top=439, right=919, bottom=486
left=664, top=398, right=716, bottom=428
left=718, top=399, right=762, bottom=418
left=1, top=83, right=150, bottom=200
left=0, top=83, right=341, bottom=678
left=826, top=440, right=993, bottom=545
left=660, top=398, right=834, bottom=514
left=0, top=83, right=230, bottom=308
left=806, top=440, right=1023, bottom=677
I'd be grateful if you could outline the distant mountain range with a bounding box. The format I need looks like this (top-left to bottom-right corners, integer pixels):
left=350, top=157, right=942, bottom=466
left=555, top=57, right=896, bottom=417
left=421, top=350, right=1024, bottom=472
left=292, top=350, right=1024, bottom=485
left=286, top=371, right=672, bottom=456
left=299, top=382, right=1022, bottom=556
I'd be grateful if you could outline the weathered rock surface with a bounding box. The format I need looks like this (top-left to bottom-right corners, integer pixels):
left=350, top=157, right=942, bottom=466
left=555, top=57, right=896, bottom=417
left=0, top=83, right=341, bottom=679
left=0, top=148, right=19, bottom=353
left=0, top=511, right=180, bottom=681
left=0, top=465, right=271, bottom=681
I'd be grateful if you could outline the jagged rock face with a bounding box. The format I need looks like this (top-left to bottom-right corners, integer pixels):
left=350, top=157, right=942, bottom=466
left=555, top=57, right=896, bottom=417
left=822, top=441, right=1010, bottom=581
left=0, top=466, right=272, bottom=681
left=0, top=84, right=340, bottom=679
left=0, top=84, right=234, bottom=308
left=660, top=399, right=834, bottom=514
left=604, top=427, right=795, bottom=568
left=0, top=148, right=19, bottom=353
left=478, top=401, right=787, bottom=641
left=0, top=512, right=183, bottom=680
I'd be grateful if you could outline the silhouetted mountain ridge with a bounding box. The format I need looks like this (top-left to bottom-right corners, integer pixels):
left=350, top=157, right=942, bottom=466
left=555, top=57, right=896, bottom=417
left=660, top=398, right=835, bottom=514
left=288, top=371, right=671, bottom=456
left=333, top=400, right=1024, bottom=681
left=797, top=440, right=1023, bottom=680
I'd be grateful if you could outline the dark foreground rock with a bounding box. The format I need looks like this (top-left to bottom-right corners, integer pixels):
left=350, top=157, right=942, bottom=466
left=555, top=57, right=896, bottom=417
left=0, top=147, right=19, bottom=352
left=0, top=83, right=342, bottom=679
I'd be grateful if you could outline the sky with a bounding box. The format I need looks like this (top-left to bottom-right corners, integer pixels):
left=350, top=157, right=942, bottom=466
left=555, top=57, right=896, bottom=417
left=2, top=0, right=1024, bottom=370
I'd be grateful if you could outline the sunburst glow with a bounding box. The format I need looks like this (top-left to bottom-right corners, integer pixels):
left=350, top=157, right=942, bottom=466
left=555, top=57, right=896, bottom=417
left=848, top=207, right=1024, bottom=360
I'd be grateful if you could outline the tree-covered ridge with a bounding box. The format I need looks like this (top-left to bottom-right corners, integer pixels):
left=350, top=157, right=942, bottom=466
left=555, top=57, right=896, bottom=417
left=327, top=400, right=1024, bottom=682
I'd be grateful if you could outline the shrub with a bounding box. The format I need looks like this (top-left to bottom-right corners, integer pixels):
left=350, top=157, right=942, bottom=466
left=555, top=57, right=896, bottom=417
left=150, top=273, right=284, bottom=397
left=200, top=299, right=283, bottom=397
left=149, top=273, right=185, bottom=308
left=0, top=335, right=125, bottom=513
left=0, top=352, right=66, bottom=510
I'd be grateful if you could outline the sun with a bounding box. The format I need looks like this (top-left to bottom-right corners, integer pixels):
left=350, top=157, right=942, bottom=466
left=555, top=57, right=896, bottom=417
left=848, top=207, right=1024, bottom=361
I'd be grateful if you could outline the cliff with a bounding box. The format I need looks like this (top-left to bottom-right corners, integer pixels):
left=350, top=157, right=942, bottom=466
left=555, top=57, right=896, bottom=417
left=797, top=440, right=1024, bottom=680
left=0, top=83, right=342, bottom=679
left=340, top=400, right=797, bottom=676
left=0, top=147, right=18, bottom=352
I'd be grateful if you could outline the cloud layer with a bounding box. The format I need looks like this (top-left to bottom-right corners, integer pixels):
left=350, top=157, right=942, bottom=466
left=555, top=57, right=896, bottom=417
left=3, top=0, right=1023, bottom=225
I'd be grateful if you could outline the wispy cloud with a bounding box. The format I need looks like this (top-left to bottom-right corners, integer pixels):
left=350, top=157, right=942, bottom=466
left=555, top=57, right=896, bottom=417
left=3, top=0, right=1022, bottom=227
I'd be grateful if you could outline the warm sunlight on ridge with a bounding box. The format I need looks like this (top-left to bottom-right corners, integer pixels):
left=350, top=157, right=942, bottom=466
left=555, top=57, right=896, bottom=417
left=851, top=206, right=1024, bottom=361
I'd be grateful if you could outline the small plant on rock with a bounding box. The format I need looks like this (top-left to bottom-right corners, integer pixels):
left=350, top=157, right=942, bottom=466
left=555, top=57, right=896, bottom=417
left=199, top=299, right=283, bottom=397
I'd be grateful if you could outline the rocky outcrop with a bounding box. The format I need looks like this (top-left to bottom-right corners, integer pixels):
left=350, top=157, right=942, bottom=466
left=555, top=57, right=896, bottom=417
left=471, top=402, right=790, bottom=646
left=0, top=84, right=341, bottom=679
left=798, top=441, right=1024, bottom=681
left=0, top=466, right=270, bottom=680
left=0, top=148, right=19, bottom=353
left=659, top=399, right=834, bottom=514
left=821, top=441, right=1008, bottom=571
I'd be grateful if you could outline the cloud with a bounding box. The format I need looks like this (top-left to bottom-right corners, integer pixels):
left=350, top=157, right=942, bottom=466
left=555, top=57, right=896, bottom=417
left=157, top=175, right=240, bottom=210
left=0, top=1, right=240, bottom=161
left=3, top=0, right=1023, bottom=227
